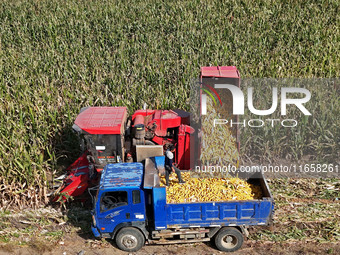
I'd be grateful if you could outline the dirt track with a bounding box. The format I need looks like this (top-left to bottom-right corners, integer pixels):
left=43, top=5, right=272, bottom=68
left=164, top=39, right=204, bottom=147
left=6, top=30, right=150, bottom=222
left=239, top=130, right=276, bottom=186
left=1, top=235, right=339, bottom=255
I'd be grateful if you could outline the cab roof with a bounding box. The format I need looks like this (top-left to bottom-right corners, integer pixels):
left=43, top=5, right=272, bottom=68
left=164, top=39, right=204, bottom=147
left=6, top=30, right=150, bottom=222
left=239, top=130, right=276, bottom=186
left=73, top=107, right=127, bottom=135
left=100, top=163, right=144, bottom=189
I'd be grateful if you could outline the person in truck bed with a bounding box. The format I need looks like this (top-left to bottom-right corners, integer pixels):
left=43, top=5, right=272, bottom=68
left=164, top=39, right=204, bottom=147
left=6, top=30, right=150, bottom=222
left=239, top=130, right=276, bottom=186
left=164, top=145, right=185, bottom=186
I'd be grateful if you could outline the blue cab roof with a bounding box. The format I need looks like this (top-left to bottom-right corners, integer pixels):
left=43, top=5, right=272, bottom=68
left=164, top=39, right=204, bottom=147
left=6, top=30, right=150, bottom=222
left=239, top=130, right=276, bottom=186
left=100, top=162, right=144, bottom=189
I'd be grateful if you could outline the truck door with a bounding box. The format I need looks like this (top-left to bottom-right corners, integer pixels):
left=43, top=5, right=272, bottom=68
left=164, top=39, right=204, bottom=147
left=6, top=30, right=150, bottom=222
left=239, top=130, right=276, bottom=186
left=130, top=189, right=146, bottom=222
left=97, top=190, right=131, bottom=234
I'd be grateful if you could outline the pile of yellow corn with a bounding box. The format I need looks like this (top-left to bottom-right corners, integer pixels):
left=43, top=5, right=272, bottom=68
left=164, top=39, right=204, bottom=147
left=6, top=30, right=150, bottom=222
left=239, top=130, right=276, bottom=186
left=160, top=172, right=262, bottom=204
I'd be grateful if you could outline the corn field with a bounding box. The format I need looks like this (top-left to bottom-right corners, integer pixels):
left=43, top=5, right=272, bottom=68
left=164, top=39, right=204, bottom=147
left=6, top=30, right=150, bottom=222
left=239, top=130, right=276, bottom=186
left=0, top=0, right=339, bottom=201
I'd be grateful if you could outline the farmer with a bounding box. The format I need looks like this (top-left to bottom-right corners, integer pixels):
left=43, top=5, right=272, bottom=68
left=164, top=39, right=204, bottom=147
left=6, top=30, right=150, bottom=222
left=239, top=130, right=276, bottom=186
left=165, top=145, right=185, bottom=186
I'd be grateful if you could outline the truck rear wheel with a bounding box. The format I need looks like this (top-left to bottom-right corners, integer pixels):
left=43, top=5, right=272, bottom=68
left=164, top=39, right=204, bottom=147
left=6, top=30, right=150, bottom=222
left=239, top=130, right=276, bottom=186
left=115, top=227, right=145, bottom=252
left=214, top=227, right=244, bottom=252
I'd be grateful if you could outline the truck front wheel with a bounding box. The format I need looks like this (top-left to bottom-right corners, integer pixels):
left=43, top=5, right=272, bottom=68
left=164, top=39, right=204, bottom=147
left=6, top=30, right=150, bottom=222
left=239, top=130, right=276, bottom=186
left=115, top=227, right=145, bottom=252
left=214, top=227, right=244, bottom=252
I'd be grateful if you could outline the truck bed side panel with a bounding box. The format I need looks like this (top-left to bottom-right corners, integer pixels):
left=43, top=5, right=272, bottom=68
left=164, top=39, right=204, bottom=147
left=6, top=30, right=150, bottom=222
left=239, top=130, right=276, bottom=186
left=166, top=200, right=273, bottom=228
left=151, top=174, right=274, bottom=229
left=152, top=188, right=167, bottom=230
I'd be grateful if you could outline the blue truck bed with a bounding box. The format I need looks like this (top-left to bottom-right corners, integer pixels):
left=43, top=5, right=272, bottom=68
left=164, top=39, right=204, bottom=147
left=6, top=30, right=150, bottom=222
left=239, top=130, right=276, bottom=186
left=152, top=186, right=273, bottom=230
left=144, top=157, right=274, bottom=230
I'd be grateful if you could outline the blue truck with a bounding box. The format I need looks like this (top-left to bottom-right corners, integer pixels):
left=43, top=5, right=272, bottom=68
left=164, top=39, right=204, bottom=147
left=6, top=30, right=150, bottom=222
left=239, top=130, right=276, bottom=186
left=90, top=157, right=274, bottom=252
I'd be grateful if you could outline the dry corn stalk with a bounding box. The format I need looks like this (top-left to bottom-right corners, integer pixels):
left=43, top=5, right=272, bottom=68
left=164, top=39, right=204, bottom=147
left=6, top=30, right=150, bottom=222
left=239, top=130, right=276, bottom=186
left=160, top=172, right=262, bottom=204
left=0, top=176, right=47, bottom=210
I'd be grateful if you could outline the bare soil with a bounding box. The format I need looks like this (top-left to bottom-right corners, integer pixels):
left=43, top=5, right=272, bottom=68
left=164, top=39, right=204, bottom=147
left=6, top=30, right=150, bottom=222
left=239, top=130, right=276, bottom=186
left=0, top=234, right=339, bottom=255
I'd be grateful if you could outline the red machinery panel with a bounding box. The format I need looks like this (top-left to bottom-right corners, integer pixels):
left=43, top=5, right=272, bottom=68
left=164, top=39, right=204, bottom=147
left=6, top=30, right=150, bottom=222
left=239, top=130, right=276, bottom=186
left=200, top=66, right=240, bottom=78
left=177, top=124, right=194, bottom=170
left=74, top=107, right=127, bottom=135
left=132, top=110, right=185, bottom=136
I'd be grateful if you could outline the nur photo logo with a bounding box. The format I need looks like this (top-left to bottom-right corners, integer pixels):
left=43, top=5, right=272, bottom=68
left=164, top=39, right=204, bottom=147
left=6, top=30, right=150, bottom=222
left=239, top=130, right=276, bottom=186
left=201, top=82, right=312, bottom=128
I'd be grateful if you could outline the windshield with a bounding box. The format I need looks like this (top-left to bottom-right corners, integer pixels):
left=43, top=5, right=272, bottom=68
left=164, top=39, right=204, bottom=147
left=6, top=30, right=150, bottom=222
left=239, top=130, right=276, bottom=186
left=100, top=191, right=128, bottom=212
left=84, top=134, right=123, bottom=167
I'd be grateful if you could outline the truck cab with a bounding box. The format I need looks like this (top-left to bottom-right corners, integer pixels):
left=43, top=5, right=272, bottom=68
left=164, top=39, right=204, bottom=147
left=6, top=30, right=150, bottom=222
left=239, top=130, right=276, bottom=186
left=91, top=162, right=149, bottom=251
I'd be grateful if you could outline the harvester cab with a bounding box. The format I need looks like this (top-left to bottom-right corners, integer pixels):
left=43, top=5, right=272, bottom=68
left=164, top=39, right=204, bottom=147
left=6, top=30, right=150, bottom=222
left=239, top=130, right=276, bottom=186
left=72, top=107, right=128, bottom=171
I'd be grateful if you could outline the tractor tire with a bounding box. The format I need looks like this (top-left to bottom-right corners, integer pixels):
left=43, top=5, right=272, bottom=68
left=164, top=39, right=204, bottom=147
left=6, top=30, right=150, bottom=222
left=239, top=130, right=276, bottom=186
left=214, top=227, right=244, bottom=252
left=115, top=227, right=145, bottom=252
